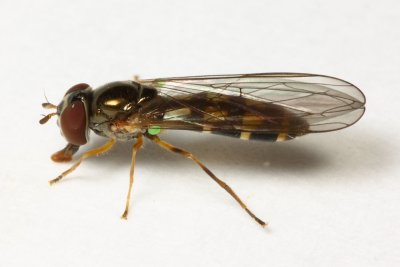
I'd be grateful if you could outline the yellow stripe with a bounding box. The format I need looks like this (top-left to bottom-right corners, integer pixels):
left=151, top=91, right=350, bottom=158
left=276, top=132, right=287, bottom=142
left=240, top=132, right=251, bottom=140
left=203, top=106, right=229, bottom=121
left=164, top=108, right=191, bottom=119
left=276, top=109, right=290, bottom=142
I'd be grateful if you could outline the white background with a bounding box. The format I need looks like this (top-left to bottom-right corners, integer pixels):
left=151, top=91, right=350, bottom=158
left=0, top=0, right=399, bottom=266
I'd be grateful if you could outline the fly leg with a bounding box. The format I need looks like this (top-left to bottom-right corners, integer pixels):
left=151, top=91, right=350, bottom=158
left=121, top=133, right=144, bottom=219
left=145, top=134, right=267, bottom=227
left=49, top=139, right=116, bottom=185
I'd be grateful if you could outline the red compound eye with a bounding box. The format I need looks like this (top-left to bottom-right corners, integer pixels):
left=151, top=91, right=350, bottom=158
left=65, top=83, right=89, bottom=95
left=60, top=100, right=88, bottom=145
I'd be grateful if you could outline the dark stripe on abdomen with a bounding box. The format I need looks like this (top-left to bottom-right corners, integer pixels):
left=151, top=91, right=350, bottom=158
left=248, top=132, right=278, bottom=141
left=203, top=130, right=280, bottom=142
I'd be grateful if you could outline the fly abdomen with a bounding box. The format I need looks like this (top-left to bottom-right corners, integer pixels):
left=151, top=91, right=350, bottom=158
left=155, top=92, right=309, bottom=142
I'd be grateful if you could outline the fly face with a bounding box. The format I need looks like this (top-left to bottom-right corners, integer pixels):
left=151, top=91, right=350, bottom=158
left=40, top=83, right=93, bottom=161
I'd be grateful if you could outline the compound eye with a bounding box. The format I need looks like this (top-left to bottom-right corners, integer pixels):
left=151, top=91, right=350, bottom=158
left=65, top=83, right=90, bottom=95
left=60, top=100, right=88, bottom=145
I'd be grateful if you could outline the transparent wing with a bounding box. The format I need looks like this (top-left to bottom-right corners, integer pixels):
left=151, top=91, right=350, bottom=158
left=139, top=73, right=366, bottom=133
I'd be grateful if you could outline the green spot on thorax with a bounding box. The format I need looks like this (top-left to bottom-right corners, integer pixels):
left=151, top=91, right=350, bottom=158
left=148, top=125, right=161, bottom=135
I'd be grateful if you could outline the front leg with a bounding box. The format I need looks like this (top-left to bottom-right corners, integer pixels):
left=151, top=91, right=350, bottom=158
left=49, top=139, right=116, bottom=185
left=121, top=133, right=144, bottom=219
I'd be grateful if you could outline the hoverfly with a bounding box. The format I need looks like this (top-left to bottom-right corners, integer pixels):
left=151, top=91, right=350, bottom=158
left=40, top=73, right=366, bottom=227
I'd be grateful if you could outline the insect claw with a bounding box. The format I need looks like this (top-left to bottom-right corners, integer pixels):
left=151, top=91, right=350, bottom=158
left=49, top=176, right=62, bottom=185
left=121, top=211, right=129, bottom=220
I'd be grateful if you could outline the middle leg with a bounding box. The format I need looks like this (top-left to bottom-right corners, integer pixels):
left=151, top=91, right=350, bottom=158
left=121, top=133, right=144, bottom=219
